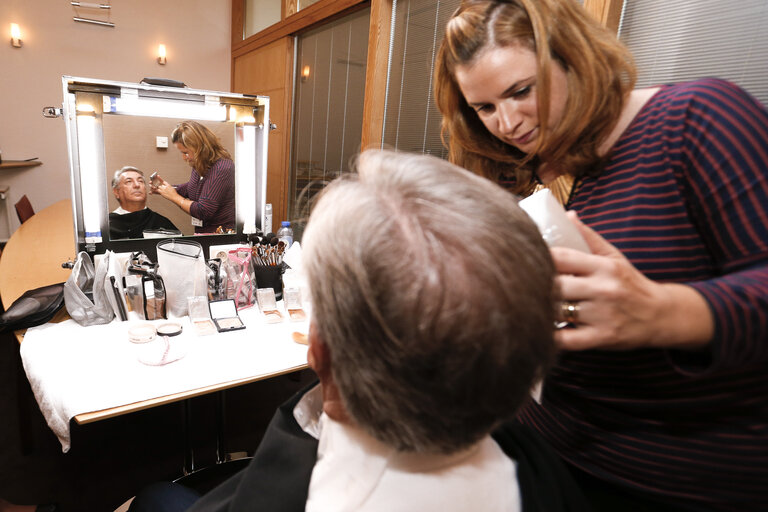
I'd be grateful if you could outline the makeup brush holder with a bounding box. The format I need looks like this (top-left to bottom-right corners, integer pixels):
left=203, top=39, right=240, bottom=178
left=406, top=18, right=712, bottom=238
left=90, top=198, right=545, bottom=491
left=253, top=264, right=285, bottom=301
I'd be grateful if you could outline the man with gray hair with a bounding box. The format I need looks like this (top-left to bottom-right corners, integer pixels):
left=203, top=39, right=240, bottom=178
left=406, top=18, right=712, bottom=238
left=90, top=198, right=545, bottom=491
left=129, top=150, right=586, bottom=511
left=109, top=166, right=178, bottom=239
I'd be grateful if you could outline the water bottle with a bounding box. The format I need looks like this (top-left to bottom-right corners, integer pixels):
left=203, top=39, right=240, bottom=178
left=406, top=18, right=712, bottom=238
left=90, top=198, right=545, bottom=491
left=277, top=221, right=293, bottom=248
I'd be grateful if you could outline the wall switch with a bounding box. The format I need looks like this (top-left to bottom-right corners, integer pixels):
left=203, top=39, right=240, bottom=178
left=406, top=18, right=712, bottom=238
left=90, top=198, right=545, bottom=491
left=156, top=136, right=169, bottom=149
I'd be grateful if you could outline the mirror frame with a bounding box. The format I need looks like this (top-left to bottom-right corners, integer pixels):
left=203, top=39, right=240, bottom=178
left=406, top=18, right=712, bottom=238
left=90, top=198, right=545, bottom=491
left=61, top=76, right=270, bottom=260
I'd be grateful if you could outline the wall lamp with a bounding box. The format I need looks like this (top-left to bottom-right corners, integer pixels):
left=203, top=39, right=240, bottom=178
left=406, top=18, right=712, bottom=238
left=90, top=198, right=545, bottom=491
left=157, top=44, right=167, bottom=65
left=10, top=23, right=22, bottom=48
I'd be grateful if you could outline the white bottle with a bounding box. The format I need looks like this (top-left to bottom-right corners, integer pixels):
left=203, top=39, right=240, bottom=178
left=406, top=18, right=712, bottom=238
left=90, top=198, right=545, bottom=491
left=264, top=203, right=273, bottom=235
left=277, top=221, right=293, bottom=248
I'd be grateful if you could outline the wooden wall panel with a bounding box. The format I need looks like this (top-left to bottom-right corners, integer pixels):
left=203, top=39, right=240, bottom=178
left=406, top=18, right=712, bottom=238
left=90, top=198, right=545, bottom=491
left=582, top=0, right=624, bottom=32
left=233, top=37, right=295, bottom=227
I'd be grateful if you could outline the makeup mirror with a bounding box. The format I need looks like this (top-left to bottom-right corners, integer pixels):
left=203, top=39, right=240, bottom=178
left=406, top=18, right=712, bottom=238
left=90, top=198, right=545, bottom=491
left=61, top=76, right=269, bottom=257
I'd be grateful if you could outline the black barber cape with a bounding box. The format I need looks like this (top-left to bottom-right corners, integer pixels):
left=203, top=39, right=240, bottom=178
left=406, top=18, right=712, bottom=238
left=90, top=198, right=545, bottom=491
left=109, top=209, right=179, bottom=240
left=188, top=382, right=590, bottom=512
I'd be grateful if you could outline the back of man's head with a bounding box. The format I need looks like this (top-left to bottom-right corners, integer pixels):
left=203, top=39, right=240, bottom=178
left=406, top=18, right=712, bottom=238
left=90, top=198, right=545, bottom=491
left=302, top=149, right=557, bottom=454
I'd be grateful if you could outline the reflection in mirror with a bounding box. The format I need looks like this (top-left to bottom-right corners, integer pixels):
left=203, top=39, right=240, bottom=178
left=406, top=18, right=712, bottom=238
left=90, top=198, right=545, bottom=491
left=62, top=76, right=270, bottom=254
left=103, top=117, right=236, bottom=239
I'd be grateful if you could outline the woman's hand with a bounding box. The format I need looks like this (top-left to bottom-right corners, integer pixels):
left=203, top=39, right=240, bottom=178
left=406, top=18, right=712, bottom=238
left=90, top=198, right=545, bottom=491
left=554, top=211, right=713, bottom=351
left=150, top=175, right=181, bottom=201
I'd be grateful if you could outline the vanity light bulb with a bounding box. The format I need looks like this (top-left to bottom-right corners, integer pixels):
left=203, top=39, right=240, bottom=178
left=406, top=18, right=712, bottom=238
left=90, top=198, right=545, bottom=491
left=10, top=23, right=22, bottom=48
left=302, top=65, right=310, bottom=79
left=157, top=44, right=167, bottom=65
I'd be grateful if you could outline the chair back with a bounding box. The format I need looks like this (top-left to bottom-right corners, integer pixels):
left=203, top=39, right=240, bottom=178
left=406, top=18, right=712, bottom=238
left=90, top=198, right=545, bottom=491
left=15, top=195, right=35, bottom=224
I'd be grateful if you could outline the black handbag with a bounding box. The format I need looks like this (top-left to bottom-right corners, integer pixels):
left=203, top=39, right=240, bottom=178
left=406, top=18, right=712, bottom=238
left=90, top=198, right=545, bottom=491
left=0, top=283, right=66, bottom=332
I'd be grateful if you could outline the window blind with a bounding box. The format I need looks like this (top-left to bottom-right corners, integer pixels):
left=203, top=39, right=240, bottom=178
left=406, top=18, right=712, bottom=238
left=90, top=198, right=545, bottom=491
left=381, top=0, right=460, bottom=157
left=619, top=0, right=768, bottom=105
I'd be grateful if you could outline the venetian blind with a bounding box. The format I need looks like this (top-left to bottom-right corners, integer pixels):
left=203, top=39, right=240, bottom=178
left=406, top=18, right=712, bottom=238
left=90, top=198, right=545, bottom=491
left=619, top=0, right=768, bottom=105
left=381, top=0, right=459, bottom=157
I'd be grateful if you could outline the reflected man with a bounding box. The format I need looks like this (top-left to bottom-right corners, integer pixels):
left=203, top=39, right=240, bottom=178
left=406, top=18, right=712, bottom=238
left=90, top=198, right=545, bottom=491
left=109, top=166, right=179, bottom=239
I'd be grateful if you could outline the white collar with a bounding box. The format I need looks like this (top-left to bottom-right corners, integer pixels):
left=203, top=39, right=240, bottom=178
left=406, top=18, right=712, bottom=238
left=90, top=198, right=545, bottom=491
left=113, top=206, right=148, bottom=214
left=293, top=383, right=324, bottom=439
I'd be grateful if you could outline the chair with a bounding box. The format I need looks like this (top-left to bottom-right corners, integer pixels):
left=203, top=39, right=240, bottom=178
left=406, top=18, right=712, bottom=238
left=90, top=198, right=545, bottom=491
left=14, top=195, right=34, bottom=224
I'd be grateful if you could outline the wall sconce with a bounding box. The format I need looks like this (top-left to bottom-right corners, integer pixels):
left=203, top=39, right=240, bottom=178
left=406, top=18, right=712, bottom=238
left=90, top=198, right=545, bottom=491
left=10, top=23, right=22, bottom=48
left=157, top=44, right=167, bottom=65
left=301, top=65, right=310, bottom=83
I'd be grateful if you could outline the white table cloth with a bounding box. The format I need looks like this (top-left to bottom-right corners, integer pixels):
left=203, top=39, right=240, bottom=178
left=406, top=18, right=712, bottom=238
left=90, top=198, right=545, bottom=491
left=20, top=305, right=309, bottom=452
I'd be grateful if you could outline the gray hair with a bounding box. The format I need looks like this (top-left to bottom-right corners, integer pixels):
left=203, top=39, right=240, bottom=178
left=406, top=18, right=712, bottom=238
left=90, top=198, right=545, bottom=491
left=302, top=149, right=557, bottom=454
left=111, top=166, right=144, bottom=189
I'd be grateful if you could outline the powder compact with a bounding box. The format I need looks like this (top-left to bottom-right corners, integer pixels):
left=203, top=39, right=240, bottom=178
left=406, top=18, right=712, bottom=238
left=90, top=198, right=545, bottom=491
left=156, top=322, right=183, bottom=337
left=208, top=299, right=245, bottom=333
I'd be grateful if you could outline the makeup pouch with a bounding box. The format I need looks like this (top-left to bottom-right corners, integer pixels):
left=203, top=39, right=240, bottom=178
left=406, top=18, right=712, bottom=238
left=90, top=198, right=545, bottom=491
left=226, top=247, right=256, bottom=309
left=63, top=251, right=115, bottom=326
left=123, top=251, right=166, bottom=320
left=141, top=274, right=167, bottom=321
left=205, top=258, right=229, bottom=301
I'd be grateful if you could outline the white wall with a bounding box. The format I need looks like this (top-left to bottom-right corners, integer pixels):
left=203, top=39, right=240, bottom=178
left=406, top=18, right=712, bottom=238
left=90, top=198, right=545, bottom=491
left=0, top=0, right=231, bottom=239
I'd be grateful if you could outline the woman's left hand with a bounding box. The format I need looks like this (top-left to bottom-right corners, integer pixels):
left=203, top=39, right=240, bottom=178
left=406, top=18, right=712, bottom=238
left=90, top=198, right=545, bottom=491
left=553, top=211, right=713, bottom=351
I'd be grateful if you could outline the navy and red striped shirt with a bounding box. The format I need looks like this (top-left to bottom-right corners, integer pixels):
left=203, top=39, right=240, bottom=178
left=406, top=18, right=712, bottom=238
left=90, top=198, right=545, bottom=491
left=519, top=79, right=768, bottom=510
left=175, top=158, right=235, bottom=233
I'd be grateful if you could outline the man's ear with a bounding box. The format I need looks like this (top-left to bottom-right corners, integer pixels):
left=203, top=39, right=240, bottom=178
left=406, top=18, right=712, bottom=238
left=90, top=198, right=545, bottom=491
left=112, top=188, right=120, bottom=202
left=307, top=323, right=349, bottom=423
left=307, top=322, right=325, bottom=375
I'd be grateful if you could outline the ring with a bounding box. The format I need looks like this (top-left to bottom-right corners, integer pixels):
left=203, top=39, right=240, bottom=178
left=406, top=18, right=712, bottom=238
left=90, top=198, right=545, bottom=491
left=561, top=301, right=580, bottom=324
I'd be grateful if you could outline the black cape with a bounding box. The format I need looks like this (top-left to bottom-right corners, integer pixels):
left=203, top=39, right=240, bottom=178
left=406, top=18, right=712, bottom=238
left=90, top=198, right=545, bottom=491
left=109, top=209, right=179, bottom=240
left=188, top=382, right=590, bottom=512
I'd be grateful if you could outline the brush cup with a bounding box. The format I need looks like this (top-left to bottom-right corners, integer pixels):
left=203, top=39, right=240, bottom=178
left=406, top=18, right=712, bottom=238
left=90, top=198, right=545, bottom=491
left=253, top=265, right=284, bottom=301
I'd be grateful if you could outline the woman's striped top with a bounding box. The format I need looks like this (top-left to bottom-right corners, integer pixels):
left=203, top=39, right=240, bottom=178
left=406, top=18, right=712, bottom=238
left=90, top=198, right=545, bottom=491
left=175, top=157, right=235, bottom=233
left=518, top=79, right=768, bottom=510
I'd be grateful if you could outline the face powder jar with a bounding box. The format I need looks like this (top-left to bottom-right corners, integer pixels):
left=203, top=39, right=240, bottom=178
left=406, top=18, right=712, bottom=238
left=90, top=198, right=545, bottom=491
left=128, top=324, right=157, bottom=344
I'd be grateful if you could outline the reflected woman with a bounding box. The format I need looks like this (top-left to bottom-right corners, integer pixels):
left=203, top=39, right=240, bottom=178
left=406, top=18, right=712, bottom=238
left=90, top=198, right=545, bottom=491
left=150, top=120, right=235, bottom=233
